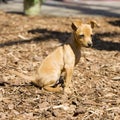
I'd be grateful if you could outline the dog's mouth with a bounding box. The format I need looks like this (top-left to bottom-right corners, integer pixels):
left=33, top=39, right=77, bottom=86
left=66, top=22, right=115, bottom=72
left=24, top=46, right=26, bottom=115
left=81, top=43, right=93, bottom=48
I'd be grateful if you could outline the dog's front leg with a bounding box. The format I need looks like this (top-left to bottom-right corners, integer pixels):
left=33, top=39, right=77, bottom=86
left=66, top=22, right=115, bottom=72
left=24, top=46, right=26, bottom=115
left=64, top=68, right=73, bottom=94
left=63, top=44, right=75, bottom=94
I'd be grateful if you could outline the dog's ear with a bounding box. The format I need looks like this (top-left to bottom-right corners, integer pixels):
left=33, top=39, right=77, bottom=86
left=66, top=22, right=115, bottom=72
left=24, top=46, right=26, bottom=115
left=71, top=21, right=82, bottom=31
left=89, top=20, right=100, bottom=28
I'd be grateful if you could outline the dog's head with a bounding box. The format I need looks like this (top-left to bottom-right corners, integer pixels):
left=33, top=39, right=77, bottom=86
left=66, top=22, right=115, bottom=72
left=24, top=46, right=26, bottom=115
left=71, top=20, right=99, bottom=47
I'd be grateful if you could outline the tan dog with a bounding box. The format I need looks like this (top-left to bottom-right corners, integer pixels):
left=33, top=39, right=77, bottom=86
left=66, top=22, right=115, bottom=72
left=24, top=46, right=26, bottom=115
left=10, top=20, right=99, bottom=94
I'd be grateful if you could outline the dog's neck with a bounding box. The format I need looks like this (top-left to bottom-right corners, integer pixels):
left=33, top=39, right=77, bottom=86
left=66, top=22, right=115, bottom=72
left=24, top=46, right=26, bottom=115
left=66, top=33, right=81, bottom=65
left=66, top=33, right=81, bottom=48
left=71, top=33, right=82, bottom=49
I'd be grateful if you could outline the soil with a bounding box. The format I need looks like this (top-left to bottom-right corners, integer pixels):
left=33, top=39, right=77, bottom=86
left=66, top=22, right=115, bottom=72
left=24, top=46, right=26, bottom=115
left=0, top=11, right=120, bottom=120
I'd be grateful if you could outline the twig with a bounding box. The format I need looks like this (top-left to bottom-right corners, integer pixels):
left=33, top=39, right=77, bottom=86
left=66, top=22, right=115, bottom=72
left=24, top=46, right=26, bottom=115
left=18, top=34, right=29, bottom=40
left=112, top=76, right=120, bottom=81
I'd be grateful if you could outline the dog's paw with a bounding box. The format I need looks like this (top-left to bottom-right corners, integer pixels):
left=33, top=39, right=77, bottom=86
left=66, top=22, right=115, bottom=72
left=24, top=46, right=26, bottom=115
left=64, top=87, right=72, bottom=94
left=56, top=85, right=64, bottom=92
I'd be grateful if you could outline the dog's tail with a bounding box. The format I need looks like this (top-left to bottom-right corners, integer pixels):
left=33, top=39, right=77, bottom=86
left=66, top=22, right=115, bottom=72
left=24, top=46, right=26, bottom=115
left=9, top=70, right=35, bottom=82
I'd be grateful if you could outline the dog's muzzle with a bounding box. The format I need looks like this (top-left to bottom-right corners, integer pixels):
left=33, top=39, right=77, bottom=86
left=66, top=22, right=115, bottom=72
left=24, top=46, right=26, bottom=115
left=88, top=43, right=93, bottom=47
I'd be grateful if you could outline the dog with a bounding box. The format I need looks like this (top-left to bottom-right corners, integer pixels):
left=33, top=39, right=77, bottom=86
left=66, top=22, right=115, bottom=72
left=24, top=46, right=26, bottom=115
left=10, top=20, right=99, bottom=94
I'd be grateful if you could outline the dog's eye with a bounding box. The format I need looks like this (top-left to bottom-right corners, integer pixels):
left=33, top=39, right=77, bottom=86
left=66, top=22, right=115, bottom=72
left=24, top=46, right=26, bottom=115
left=79, top=35, right=84, bottom=38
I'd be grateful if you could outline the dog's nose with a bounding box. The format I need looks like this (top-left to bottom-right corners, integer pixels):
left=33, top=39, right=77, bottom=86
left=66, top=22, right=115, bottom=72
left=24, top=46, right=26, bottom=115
left=88, top=43, right=93, bottom=47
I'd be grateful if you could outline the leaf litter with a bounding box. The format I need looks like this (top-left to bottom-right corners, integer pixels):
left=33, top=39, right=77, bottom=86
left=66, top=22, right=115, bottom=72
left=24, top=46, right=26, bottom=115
left=0, top=11, right=120, bottom=119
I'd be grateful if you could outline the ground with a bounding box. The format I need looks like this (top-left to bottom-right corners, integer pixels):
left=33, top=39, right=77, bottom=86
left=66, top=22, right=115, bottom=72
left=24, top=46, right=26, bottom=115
left=0, top=11, right=120, bottom=120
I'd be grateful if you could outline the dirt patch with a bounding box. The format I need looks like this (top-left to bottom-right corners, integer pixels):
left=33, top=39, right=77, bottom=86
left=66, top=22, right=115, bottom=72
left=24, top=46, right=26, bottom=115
left=0, top=11, right=120, bottom=119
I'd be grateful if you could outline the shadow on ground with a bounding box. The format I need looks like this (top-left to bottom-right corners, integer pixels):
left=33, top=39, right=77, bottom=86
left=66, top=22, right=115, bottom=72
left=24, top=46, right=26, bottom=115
left=93, top=32, right=120, bottom=51
left=0, top=28, right=70, bottom=48
left=0, top=28, right=120, bottom=51
left=108, top=20, right=120, bottom=27
left=7, top=11, right=24, bottom=15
